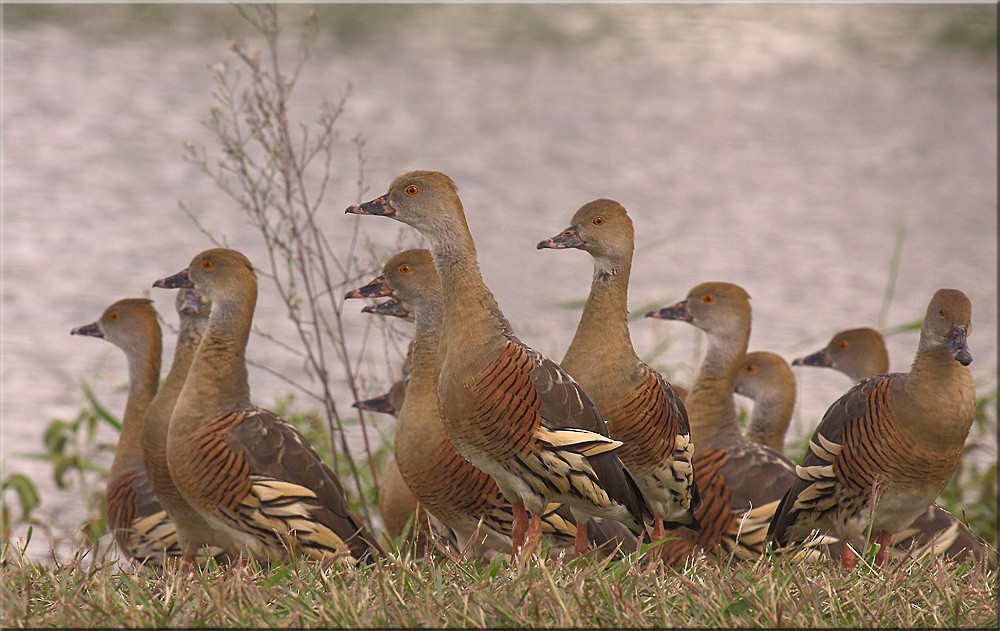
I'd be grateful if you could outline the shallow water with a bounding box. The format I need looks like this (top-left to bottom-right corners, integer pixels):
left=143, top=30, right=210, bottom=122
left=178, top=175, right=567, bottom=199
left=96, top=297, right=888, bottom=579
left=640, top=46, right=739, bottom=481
left=3, top=4, right=996, bottom=561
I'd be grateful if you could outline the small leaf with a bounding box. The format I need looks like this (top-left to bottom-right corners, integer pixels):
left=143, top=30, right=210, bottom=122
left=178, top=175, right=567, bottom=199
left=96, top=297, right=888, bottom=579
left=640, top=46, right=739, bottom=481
left=82, top=382, right=122, bottom=432
left=54, top=456, right=79, bottom=488
left=1, top=473, right=40, bottom=517
left=81, top=514, right=106, bottom=544
left=42, top=421, right=72, bottom=455
left=726, top=598, right=751, bottom=616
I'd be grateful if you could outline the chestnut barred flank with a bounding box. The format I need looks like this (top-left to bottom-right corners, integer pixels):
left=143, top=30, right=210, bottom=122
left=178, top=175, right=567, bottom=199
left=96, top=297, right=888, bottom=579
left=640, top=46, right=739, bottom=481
left=543, top=198, right=701, bottom=539
left=178, top=407, right=381, bottom=564
left=156, top=249, right=382, bottom=565
left=770, top=290, right=976, bottom=568
left=353, top=172, right=652, bottom=556
left=463, top=341, right=651, bottom=533
left=354, top=248, right=637, bottom=557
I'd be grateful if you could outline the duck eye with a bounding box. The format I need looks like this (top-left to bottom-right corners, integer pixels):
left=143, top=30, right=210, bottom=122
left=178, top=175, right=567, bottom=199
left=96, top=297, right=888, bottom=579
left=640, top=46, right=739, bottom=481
left=745, top=364, right=756, bottom=373
left=201, top=258, right=214, bottom=270
left=838, top=340, right=849, bottom=350
left=593, top=216, right=605, bottom=226
left=405, top=185, right=419, bottom=196
left=108, top=310, right=120, bottom=321
left=938, top=309, right=945, bottom=317
left=398, top=264, right=412, bottom=274
left=701, top=293, right=714, bottom=304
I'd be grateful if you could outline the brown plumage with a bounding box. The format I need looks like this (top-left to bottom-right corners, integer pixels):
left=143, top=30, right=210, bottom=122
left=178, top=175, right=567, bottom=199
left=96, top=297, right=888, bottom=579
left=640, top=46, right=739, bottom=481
left=788, top=326, right=993, bottom=566
left=770, top=289, right=977, bottom=569
left=348, top=249, right=637, bottom=557
left=792, top=327, right=889, bottom=383
left=141, top=288, right=228, bottom=565
left=347, top=172, right=651, bottom=557
left=734, top=351, right=797, bottom=454
left=538, top=199, right=700, bottom=549
left=72, top=298, right=179, bottom=564
left=346, top=289, right=455, bottom=554
left=378, top=455, right=440, bottom=552
left=153, top=248, right=382, bottom=564
left=647, top=282, right=798, bottom=565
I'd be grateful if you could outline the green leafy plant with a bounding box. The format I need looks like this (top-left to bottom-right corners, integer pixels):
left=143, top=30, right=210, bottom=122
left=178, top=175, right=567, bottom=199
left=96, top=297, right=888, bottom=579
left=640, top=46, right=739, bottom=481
left=1, top=474, right=40, bottom=542
left=29, top=382, right=122, bottom=545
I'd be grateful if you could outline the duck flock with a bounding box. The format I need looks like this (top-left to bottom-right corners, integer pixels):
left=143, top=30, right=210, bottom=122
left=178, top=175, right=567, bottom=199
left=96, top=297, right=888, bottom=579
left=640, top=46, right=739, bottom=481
left=71, top=169, right=990, bottom=573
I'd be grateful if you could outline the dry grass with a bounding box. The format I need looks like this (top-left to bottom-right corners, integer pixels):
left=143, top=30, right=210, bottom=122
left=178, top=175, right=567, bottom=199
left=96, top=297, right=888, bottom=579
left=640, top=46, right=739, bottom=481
left=3, top=538, right=996, bottom=628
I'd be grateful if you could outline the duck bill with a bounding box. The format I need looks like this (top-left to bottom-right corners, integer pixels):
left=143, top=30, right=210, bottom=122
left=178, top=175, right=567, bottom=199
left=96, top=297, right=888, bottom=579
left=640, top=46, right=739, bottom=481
left=345, top=194, right=395, bottom=217
left=71, top=321, right=104, bottom=338
left=344, top=275, right=392, bottom=300
left=646, top=300, right=692, bottom=322
left=946, top=324, right=973, bottom=366
left=353, top=394, right=397, bottom=416
left=792, top=349, right=834, bottom=369
left=537, top=225, right=584, bottom=250
left=362, top=298, right=410, bottom=319
left=153, top=268, right=195, bottom=289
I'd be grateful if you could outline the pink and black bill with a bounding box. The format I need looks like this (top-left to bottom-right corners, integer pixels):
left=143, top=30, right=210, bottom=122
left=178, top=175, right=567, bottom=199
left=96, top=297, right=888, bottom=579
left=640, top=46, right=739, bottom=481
left=946, top=324, right=973, bottom=366
left=537, top=225, right=585, bottom=250
left=792, top=349, right=834, bottom=369
left=70, top=321, right=104, bottom=338
left=352, top=393, right=398, bottom=416
left=646, top=300, right=693, bottom=322
left=153, top=268, right=195, bottom=289
left=345, top=194, right=394, bottom=217
left=344, top=275, right=393, bottom=300
left=362, top=298, right=410, bottom=319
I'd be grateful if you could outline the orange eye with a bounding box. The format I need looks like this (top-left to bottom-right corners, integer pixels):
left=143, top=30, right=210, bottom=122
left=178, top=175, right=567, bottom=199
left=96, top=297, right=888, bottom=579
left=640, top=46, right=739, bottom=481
left=701, top=293, right=714, bottom=304
left=593, top=216, right=605, bottom=226
left=405, top=185, right=419, bottom=196
left=745, top=364, right=756, bottom=373
left=838, top=340, right=849, bottom=350
left=108, top=310, right=120, bottom=321
left=201, top=258, right=214, bottom=270
left=398, top=264, right=412, bottom=274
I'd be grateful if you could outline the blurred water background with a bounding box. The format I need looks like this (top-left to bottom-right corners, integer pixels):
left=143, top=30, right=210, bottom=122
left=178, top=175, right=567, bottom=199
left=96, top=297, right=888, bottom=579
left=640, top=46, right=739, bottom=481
left=3, top=3, right=996, bottom=562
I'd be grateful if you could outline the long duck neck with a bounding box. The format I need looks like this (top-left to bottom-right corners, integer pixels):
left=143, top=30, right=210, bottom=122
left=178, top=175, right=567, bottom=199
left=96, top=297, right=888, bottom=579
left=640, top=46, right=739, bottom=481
left=899, top=343, right=975, bottom=448
left=175, top=289, right=254, bottom=432
left=562, top=253, right=638, bottom=381
left=428, top=222, right=513, bottom=367
left=745, top=383, right=794, bottom=454
left=162, top=317, right=207, bottom=413
left=143, top=316, right=206, bottom=471
left=686, top=321, right=750, bottom=450
left=115, top=337, right=162, bottom=474
left=395, top=299, right=446, bottom=460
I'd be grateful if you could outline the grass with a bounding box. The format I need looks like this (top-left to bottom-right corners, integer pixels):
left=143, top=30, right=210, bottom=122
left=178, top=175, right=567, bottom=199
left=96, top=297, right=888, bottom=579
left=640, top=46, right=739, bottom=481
left=6, top=5, right=995, bottom=627
left=2, top=537, right=997, bottom=628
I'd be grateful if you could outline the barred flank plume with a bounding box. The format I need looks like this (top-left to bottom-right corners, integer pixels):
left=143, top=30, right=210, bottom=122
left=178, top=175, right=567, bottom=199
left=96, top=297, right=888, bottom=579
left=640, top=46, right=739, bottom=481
left=465, top=340, right=651, bottom=532
left=770, top=373, right=967, bottom=548
left=603, top=366, right=700, bottom=528
left=184, top=408, right=382, bottom=564
left=470, top=342, right=540, bottom=460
